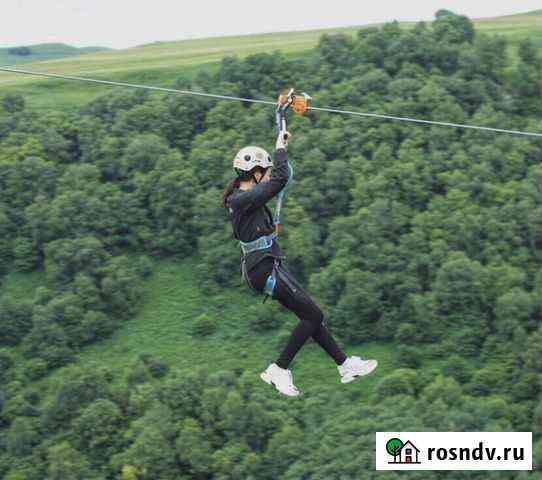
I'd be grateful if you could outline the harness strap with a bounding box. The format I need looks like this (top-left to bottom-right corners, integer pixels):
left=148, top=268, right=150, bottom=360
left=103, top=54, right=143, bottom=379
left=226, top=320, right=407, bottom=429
left=239, top=232, right=277, bottom=255
left=274, top=162, right=294, bottom=231
left=241, top=256, right=260, bottom=295
left=262, top=260, right=301, bottom=303
left=241, top=255, right=279, bottom=303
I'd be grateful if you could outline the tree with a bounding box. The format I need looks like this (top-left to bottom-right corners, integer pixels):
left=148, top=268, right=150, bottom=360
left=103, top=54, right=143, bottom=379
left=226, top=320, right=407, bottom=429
left=134, top=157, right=198, bottom=255
left=21, top=316, right=72, bottom=373
left=494, top=288, right=534, bottom=339
left=1, top=94, right=25, bottom=113
left=44, top=236, right=111, bottom=286
left=333, top=268, right=383, bottom=343
left=264, top=424, right=305, bottom=478
left=6, top=417, right=40, bottom=456
left=42, top=365, right=112, bottom=430
left=111, top=426, right=177, bottom=480
left=98, top=255, right=144, bottom=319
left=433, top=10, right=475, bottom=44
left=0, top=296, right=33, bottom=345
left=13, top=236, right=38, bottom=272
left=375, top=369, right=420, bottom=399
left=47, top=442, right=91, bottom=480
left=386, top=438, right=404, bottom=462
left=120, top=134, right=170, bottom=176
left=0, top=348, right=14, bottom=382
left=176, top=418, right=213, bottom=476
left=433, top=252, right=490, bottom=340
left=518, top=38, right=541, bottom=68
left=72, top=399, right=123, bottom=461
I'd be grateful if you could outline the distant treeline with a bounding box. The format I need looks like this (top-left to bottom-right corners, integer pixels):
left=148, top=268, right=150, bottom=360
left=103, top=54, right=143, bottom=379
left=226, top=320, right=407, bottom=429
left=7, top=47, right=32, bottom=56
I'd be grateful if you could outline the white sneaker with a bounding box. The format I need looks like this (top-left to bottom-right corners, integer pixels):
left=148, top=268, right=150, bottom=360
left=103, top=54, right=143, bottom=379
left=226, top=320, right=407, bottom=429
left=338, top=356, right=378, bottom=384
left=260, top=363, right=302, bottom=397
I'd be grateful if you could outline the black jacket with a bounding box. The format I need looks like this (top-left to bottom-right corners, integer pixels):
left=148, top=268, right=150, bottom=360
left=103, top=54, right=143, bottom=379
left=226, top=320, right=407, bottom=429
left=226, top=147, right=289, bottom=272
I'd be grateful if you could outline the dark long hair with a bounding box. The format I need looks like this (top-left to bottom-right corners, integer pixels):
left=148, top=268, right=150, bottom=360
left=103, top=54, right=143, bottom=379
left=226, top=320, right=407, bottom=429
left=220, top=166, right=267, bottom=208
left=221, top=177, right=241, bottom=208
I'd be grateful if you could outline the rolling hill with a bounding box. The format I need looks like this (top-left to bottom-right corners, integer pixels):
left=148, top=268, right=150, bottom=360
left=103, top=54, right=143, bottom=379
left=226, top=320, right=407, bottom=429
left=0, top=43, right=111, bottom=66
left=0, top=9, right=540, bottom=111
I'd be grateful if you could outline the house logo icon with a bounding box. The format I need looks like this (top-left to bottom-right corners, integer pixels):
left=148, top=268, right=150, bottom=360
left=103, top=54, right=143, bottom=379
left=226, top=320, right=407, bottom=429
left=386, top=438, right=421, bottom=464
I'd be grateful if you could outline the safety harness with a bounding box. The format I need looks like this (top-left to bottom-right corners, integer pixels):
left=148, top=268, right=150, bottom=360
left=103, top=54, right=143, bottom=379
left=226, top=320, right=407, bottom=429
left=239, top=163, right=293, bottom=301
left=239, top=89, right=310, bottom=302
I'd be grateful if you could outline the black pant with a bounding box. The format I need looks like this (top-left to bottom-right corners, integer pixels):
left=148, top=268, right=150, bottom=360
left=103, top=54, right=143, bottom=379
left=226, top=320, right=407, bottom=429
left=246, top=257, right=347, bottom=369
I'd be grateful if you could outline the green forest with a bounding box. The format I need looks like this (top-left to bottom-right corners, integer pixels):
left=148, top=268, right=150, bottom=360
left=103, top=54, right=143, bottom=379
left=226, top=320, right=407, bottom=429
left=1, top=9, right=541, bottom=479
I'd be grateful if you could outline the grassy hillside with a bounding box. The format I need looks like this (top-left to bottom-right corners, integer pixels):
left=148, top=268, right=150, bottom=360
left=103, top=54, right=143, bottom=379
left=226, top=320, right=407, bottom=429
left=0, top=27, right=359, bottom=86
left=0, top=28, right=354, bottom=112
left=80, top=259, right=397, bottom=394
left=0, top=43, right=110, bottom=66
left=1, top=10, right=541, bottom=112
left=4, top=257, right=396, bottom=397
left=475, top=9, right=542, bottom=47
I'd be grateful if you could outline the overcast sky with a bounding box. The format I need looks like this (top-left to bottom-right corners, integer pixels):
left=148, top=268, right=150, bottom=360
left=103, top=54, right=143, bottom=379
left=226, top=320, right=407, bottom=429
left=2, top=0, right=540, bottom=49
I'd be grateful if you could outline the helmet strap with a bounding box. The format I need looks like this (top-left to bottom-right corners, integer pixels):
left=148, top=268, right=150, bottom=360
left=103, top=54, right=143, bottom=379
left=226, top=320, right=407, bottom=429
left=252, top=166, right=266, bottom=184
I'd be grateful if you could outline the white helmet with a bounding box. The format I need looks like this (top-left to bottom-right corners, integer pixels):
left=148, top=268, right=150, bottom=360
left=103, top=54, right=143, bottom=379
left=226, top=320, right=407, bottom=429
left=233, top=146, right=273, bottom=174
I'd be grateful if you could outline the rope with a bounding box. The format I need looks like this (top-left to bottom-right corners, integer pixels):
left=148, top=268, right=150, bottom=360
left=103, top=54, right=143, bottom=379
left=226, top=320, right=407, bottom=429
left=1, top=66, right=542, bottom=139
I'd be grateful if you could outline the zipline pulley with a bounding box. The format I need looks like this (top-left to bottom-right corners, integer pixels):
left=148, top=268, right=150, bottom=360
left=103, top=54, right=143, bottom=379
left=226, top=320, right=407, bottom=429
left=276, top=88, right=312, bottom=141
left=279, top=88, right=312, bottom=116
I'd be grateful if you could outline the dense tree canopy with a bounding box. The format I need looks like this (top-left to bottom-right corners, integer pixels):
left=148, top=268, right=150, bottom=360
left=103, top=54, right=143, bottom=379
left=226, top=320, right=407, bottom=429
left=0, top=10, right=541, bottom=479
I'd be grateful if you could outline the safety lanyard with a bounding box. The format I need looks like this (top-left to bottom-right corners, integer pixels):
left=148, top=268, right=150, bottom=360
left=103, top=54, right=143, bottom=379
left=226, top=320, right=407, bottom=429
left=274, top=89, right=295, bottom=234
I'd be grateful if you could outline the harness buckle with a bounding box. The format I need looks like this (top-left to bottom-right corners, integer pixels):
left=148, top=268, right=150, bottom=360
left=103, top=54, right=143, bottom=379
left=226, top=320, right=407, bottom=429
left=262, top=258, right=280, bottom=303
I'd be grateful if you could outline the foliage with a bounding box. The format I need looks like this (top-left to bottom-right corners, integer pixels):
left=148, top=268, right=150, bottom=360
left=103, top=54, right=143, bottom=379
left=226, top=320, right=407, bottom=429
left=0, top=10, right=541, bottom=479
left=192, top=313, right=218, bottom=337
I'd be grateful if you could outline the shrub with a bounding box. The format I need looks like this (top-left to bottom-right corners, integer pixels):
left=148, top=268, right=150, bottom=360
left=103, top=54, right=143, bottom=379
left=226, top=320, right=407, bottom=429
left=25, top=358, right=49, bottom=381
left=375, top=369, right=420, bottom=399
left=139, top=353, right=169, bottom=379
left=395, top=322, right=418, bottom=344
left=192, top=313, right=217, bottom=337
left=134, top=255, right=154, bottom=278
left=1, top=94, right=25, bottom=113
left=397, top=345, right=422, bottom=368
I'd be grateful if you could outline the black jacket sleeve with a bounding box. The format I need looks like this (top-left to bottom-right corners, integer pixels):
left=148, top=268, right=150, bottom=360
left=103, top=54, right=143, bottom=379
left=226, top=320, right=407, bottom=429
left=227, top=148, right=289, bottom=212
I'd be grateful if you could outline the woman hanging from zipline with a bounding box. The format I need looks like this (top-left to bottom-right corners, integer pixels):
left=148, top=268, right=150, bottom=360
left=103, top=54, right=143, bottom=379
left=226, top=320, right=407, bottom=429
left=221, top=92, right=378, bottom=397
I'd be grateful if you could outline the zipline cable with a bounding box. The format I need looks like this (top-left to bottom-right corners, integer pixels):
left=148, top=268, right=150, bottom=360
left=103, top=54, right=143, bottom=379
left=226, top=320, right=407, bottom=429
left=309, top=105, right=542, bottom=138
left=0, top=66, right=275, bottom=106
left=1, top=66, right=542, bottom=139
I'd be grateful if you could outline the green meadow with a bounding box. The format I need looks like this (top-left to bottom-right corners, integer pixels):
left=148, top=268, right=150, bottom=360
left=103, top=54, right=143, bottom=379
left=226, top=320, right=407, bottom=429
left=3, top=258, right=395, bottom=397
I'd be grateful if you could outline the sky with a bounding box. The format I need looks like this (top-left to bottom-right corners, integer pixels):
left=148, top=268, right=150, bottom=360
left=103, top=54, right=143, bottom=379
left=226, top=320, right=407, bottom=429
left=2, top=0, right=541, bottom=49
